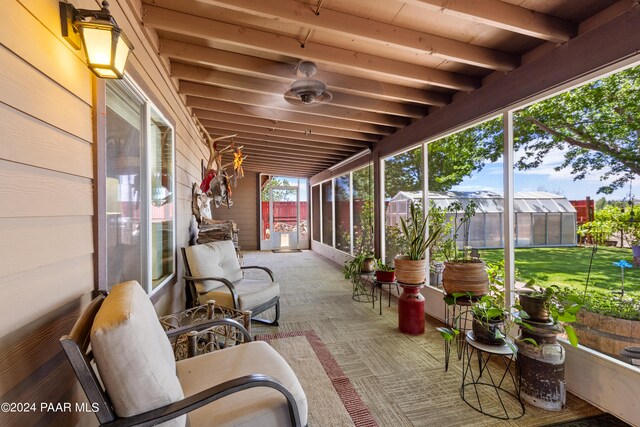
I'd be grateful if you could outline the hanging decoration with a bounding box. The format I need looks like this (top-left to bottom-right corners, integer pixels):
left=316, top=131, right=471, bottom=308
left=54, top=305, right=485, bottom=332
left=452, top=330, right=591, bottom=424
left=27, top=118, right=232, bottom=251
left=193, top=118, right=248, bottom=209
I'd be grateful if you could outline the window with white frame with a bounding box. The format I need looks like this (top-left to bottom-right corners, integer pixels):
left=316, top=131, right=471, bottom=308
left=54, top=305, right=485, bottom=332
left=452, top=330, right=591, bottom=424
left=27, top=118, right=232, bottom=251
left=105, top=79, right=175, bottom=293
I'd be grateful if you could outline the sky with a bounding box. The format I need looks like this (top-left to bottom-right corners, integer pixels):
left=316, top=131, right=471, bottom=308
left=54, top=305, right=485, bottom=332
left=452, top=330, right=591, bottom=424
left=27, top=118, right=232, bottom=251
left=451, top=148, right=638, bottom=201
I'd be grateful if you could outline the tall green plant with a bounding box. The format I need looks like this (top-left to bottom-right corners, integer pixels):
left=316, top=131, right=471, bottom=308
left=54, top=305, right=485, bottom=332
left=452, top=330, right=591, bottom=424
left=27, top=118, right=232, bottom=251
left=399, top=202, right=442, bottom=260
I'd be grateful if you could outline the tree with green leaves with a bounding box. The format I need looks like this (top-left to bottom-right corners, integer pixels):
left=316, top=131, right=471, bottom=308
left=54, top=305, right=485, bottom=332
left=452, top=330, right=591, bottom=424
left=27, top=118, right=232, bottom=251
left=510, top=66, right=640, bottom=195
left=386, top=66, right=640, bottom=196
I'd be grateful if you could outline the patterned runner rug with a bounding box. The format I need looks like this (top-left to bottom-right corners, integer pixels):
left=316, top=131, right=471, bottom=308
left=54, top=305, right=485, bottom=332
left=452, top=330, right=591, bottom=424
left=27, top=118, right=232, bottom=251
left=256, top=330, right=378, bottom=427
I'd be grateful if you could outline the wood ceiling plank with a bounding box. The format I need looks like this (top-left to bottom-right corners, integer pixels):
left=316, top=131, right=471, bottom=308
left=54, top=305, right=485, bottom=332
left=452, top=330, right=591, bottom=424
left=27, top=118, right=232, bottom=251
left=227, top=143, right=347, bottom=162
left=197, top=0, right=519, bottom=71
left=236, top=152, right=335, bottom=167
left=180, top=81, right=411, bottom=127
left=161, top=40, right=451, bottom=106
left=191, top=109, right=381, bottom=142
left=198, top=118, right=365, bottom=150
left=403, top=0, right=576, bottom=43
left=143, top=5, right=480, bottom=91
left=186, top=96, right=395, bottom=136
left=173, top=63, right=428, bottom=118
left=202, top=125, right=362, bottom=155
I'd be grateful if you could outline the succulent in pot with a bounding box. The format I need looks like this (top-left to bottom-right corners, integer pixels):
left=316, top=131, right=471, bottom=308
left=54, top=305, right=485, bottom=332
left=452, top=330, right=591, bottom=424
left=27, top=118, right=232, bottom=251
left=394, top=201, right=441, bottom=285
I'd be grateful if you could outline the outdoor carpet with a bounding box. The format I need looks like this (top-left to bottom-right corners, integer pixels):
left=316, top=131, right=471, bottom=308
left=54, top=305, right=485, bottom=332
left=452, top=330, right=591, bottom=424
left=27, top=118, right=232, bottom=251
left=256, top=330, right=378, bottom=427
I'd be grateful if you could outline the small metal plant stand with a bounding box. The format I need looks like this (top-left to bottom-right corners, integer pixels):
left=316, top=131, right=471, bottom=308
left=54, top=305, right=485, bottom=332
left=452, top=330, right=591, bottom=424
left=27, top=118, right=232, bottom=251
left=460, top=331, right=524, bottom=420
left=443, top=295, right=479, bottom=371
left=352, top=272, right=377, bottom=303
left=371, top=278, right=399, bottom=315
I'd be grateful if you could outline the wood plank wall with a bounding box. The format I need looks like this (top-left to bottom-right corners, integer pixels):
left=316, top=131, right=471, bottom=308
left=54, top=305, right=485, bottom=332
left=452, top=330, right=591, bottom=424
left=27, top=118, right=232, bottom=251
left=0, top=0, right=227, bottom=424
left=209, top=171, right=260, bottom=250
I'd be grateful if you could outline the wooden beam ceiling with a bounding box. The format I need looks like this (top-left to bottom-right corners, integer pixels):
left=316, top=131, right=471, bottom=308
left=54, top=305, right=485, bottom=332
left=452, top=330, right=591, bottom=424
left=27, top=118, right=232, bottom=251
left=140, top=0, right=623, bottom=176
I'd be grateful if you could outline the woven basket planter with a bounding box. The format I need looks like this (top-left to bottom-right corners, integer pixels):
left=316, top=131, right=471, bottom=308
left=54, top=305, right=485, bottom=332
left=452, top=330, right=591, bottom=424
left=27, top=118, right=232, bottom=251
left=442, top=260, right=489, bottom=296
left=394, top=256, right=427, bottom=285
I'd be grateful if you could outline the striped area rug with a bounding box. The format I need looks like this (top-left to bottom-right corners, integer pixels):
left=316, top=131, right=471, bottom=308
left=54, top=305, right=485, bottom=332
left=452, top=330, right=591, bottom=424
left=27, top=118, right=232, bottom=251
left=257, top=330, right=378, bottom=427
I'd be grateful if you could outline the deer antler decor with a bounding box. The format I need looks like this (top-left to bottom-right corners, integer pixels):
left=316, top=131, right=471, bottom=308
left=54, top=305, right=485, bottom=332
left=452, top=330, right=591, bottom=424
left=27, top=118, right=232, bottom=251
left=194, top=116, right=248, bottom=209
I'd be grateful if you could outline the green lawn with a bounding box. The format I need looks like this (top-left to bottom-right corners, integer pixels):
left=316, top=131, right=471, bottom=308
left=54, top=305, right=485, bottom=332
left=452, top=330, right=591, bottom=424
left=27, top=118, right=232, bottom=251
left=479, top=246, right=640, bottom=295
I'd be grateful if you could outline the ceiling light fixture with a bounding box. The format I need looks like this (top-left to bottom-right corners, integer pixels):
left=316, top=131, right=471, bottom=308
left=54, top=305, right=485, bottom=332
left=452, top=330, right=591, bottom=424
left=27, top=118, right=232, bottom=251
left=285, top=61, right=332, bottom=106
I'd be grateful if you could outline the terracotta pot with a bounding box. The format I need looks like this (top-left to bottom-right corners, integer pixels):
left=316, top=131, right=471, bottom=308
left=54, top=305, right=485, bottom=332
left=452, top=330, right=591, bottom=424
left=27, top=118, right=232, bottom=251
left=519, top=294, right=550, bottom=323
left=375, top=270, right=395, bottom=282
left=394, top=256, right=426, bottom=285
left=472, top=317, right=505, bottom=345
left=442, top=261, right=489, bottom=296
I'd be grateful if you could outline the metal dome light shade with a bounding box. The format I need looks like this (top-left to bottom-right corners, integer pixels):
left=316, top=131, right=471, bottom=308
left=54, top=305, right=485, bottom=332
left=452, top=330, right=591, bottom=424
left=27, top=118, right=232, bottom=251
left=289, top=78, right=332, bottom=104
left=284, top=61, right=332, bottom=106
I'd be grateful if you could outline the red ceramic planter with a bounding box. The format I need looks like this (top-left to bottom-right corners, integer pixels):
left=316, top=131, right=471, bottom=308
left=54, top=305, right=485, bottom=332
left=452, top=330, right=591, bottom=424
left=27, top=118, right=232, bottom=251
left=375, top=270, right=395, bottom=282
left=398, top=284, right=425, bottom=335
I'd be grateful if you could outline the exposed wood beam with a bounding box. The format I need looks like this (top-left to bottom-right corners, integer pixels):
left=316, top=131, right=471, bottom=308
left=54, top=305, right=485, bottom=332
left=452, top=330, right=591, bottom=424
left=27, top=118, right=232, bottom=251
left=236, top=147, right=348, bottom=165
left=243, top=162, right=318, bottom=171
left=173, top=63, right=428, bottom=118
left=243, top=164, right=318, bottom=176
left=225, top=141, right=348, bottom=161
left=375, top=6, right=640, bottom=160
left=208, top=134, right=355, bottom=158
left=198, top=118, right=363, bottom=151
left=196, top=0, right=519, bottom=71
left=186, top=96, right=395, bottom=136
left=191, top=109, right=381, bottom=142
left=403, top=0, right=576, bottom=43
left=220, top=149, right=334, bottom=167
left=201, top=125, right=361, bottom=155
left=241, top=156, right=325, bottom=169
left=143, top=5, right=480, bottom=91
left=180, top=82, right=410, bottom=127
left=161, top=40, right=451, bottom=106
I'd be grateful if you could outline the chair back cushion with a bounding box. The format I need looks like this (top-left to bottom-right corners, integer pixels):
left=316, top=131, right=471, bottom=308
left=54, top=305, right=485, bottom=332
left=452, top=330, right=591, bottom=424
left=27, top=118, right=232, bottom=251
left=91, top=281, right=185, bottom=425
left=184, top=241, right=243, bottom=293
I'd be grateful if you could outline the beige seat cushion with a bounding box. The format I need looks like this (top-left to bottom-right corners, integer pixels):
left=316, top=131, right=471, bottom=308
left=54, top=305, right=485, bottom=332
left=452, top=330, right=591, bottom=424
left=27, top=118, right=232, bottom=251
left=184, top=241, right=243, bottom=293
left=91, top=281, right=185, bottom=427
left=199, top=279, right=280, bottom=310
left=177, top=341, right=307, bottom=427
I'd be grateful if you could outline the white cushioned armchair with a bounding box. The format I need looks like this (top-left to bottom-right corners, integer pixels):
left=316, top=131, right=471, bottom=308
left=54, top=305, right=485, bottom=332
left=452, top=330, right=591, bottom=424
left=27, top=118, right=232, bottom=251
left=60, top=281, right=307, bottom=426
left=182, top=240, right=280, bottom=325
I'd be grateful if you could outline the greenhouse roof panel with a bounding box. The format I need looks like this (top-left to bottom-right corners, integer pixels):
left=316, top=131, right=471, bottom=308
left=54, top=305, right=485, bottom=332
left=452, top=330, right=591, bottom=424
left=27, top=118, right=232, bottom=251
left=391, top=190, right=576, bottom=214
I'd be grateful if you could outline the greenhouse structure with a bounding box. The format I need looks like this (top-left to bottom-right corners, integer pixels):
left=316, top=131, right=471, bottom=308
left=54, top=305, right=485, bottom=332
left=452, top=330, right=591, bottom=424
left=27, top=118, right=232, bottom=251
left=386, top=191, right=577, bottom=248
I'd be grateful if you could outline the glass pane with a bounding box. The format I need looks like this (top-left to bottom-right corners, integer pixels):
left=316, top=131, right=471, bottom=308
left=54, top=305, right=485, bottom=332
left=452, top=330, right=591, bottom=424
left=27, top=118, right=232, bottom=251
left=321, top=181, right=333, bottom=246
left=298, top=179, right=309, bottom=249
left=547, top=214, right=561, bottom=245
left=532, top=214, right=547, bottom=245
left=511, top=66, right=640, bottom=371
left=311, top=185, right=320, bottom=242
left=353, top=165, right=374, bottom=255
left=516, top=213, right=532, bottom=246
left=334, top=174, right=351, bottom=253
left=384, top=146, right=422, bottom=265
left=562, top=214, right=576, bottom=245
left=272, top=187, right=298, bottom=249
left=150, top=109, right=174, bottom=289
left=106, top=81, right=143, bottom=288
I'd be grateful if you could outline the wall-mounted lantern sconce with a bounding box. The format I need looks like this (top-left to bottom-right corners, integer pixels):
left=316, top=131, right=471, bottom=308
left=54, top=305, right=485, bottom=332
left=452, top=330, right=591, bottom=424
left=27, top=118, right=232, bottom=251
left=59, top=1, right=133, bottom=79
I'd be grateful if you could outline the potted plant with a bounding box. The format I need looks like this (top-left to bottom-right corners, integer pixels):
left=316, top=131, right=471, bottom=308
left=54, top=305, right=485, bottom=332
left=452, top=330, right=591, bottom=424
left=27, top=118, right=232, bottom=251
left=516, top=280, right=581, bottom=347
left=343, top=252, right=376, bottom=284
left=375, top=260, right=395, bottom=282
left=394, top=201, right=441, bottom=285
left=437, top=290, right=533, bottom=355
left=435, top=201, right=489, bottom=296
